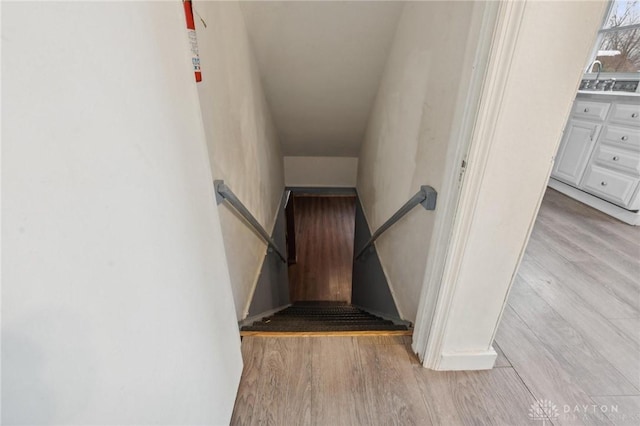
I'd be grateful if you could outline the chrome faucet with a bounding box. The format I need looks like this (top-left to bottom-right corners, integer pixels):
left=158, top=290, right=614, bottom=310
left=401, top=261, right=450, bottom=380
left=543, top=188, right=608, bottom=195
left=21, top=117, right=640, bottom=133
left=588, top=60, right=603, bottom=89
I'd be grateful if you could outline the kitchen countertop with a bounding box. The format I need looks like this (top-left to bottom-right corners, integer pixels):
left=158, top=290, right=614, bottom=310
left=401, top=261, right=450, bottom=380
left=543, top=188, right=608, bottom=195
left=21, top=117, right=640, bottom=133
left=577, top=90, right=640, bottom=97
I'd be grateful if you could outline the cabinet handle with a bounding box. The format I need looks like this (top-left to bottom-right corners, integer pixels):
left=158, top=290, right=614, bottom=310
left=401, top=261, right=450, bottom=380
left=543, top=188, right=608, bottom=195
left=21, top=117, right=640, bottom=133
left=632, top=112, right=638, bottom=118
left=613, top=156, right=620, bottom=161
left=621, top=135, right=629, bottom=141
left=584, top=108, right=590, bottom=113
left=601, top=181, right=608, bottom=186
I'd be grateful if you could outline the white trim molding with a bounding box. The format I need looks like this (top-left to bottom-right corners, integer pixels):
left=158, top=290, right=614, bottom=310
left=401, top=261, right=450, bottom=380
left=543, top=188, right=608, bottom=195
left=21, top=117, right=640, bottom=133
left=415, top=0, right=609, bottom=370
left=417, top=0, right=527, bottom=370
left=411, top=0, right=503, bottom=363
left=436, top=348, right=498, bottom=371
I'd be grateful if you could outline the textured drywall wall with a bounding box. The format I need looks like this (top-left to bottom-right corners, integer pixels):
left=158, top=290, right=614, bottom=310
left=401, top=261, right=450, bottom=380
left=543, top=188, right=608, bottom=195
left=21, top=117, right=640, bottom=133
left=284, top=156, right=358, bottom=187
left=2, top=2, right=242, bottom=423
left=357, top=1, right=477, bottom=322
left=240, top=1, right=403, bottom=156
left=194, top=1, right=285, bottom=320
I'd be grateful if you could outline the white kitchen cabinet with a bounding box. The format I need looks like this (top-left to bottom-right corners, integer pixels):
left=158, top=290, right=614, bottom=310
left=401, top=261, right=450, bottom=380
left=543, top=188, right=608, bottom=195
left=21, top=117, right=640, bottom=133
left=549, top=92, right=640, bottom=225
left=601, top=125, right=640, bottom=151
left=581, top=165, right=639, bottom=207
left=552, top=119, right=601, bottom=186
left=591, top=144, right=640, bottom=176
left=573, top=100, right=611, bottom=121
left=610, top=103, right=640, bottom=127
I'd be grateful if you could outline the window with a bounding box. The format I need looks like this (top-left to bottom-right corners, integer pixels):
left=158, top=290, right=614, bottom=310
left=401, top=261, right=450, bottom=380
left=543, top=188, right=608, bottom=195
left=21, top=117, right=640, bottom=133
left=590, top=1, right=640, bottom=73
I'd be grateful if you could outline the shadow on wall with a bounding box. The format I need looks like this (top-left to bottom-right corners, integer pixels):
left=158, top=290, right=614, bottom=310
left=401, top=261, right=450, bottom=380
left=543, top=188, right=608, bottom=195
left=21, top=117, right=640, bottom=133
left=246, top=191, right=290, bottom=317
left=351, top=196, right=402, bottom=321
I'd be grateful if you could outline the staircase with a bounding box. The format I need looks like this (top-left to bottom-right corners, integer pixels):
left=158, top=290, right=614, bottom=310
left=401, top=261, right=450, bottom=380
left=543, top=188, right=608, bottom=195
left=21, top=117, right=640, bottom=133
left=240, top=301, right=411, bottom=336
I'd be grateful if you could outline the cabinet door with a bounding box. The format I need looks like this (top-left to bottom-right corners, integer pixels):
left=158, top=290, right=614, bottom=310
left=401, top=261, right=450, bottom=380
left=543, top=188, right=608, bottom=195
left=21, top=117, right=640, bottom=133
left=552, top=119, right=601, bottom=186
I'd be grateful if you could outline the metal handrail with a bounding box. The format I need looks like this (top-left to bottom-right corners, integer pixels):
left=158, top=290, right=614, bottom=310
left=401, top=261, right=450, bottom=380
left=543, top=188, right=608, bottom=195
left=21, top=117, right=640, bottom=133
left=355, top=185, right=437, bottom=260
left=214, top=180, right=286, bottom=263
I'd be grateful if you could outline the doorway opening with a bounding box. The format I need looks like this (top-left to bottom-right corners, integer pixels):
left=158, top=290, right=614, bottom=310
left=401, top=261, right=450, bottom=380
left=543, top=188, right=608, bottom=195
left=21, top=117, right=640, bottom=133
left=286, top=193, right=356, bottom=303
left=240, top=189, right=410, bottom=335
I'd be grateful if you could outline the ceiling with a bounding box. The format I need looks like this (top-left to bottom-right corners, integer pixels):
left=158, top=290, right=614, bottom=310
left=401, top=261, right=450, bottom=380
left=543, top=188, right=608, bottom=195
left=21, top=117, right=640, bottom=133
left=240, top=1, right=404, bottom=157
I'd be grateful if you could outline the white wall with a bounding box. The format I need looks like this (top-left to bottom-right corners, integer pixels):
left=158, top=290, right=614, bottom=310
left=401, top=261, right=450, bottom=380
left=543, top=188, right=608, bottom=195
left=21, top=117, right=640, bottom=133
left=357, top=1, right=480, bottom=322
left=433, top=0, right=607, bottom=368
left=284, top=156, right=358, bottom=187
left=2, top=2, right=242, bottom=424
left=240, top=1, right=403, bottom=156
left=194, top=1, right=285, bottom=320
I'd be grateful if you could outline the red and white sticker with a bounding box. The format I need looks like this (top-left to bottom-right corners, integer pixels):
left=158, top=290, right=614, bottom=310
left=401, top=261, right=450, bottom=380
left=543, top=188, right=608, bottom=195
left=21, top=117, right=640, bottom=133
left=183, top=0, right=202, bottom=82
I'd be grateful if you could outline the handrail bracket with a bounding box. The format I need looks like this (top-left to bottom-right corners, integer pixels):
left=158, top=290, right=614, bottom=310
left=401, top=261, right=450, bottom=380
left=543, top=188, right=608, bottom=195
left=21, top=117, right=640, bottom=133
left=419, top=185, right=437, bottom=211
left=214, top=180, right=226, bottom=206
left=356, top=185, right=437, bottom=260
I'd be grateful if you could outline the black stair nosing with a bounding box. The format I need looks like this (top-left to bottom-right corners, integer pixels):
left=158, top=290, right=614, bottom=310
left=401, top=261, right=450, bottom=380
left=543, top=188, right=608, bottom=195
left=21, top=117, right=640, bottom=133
left=254, top=320, right=397, bottom=327
left=262, top=316, right=391, bottom=321
left=277, top=308, right=368, bottom=312
left=241, top=325, right=409, bottom=332
left=278, top=310, right=367, bottom=316
left=292, top=301, right=350, bottom=306
left=270, top=312, right=380, bottom=318
left=241, top=325, right=408, bottom=330
left=265, top=316, right=380, bottom=321
left=279, top=309, right=364, bottom=313
left=284, top=304, right=359, bottom=307
left=281, top=307, right=362, bottom=311
left=274, top=314, right=384, bottom=319
left=279, top=311, right=364, bottom=314
left=272, top=313, right=376, bottom=318
left=260, top=315, right=391, bottom=320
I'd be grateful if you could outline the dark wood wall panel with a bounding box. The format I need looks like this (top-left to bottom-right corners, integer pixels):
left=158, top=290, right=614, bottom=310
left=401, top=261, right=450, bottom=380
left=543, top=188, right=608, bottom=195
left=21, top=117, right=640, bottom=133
left=288, top=196, right=356, bottom=302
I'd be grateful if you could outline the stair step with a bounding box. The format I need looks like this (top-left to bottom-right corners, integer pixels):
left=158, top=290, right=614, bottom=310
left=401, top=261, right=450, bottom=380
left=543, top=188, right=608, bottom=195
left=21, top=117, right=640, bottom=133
left=270, top=313, right=377, bottom=318
left=263, top=316, right=380, bottom=322
left=277, top=309, right=365, bottom=315
left=242, top=324, right=408, bottom=332
left=277, top=307, right=368, bottom=312
left=240, top=302, right=409, bottom=333
left=255, top=320, right=396, bottom=326
left=292, top=301, right=350, bottom=306
left=240, top=330, right=413, bottom=337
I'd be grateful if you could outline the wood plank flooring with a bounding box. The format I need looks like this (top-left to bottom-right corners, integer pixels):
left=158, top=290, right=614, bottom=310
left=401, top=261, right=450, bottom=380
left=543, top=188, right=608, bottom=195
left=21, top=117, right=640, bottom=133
left=288, top=196, right=356, bottom=303
left=231, top=188, right=640, bottom=425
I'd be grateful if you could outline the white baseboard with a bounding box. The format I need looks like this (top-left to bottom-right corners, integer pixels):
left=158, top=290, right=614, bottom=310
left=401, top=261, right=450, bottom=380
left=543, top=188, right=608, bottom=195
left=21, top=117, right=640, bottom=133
left=435, top=347, right=498, bottom=371
left=548, top=179, right=640, bottom=226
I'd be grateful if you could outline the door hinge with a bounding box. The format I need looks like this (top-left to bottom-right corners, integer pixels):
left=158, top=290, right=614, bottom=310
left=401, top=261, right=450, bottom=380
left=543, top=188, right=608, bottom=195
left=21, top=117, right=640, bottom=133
left=459, top=159, right=467, bottom=182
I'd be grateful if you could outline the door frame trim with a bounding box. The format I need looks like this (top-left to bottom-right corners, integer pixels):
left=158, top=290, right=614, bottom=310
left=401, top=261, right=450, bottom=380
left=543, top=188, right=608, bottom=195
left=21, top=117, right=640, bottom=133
left=411, top=1, right=527, bottom=368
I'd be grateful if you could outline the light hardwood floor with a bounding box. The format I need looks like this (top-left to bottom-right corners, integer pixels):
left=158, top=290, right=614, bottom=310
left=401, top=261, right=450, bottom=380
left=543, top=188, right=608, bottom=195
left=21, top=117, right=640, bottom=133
left=231, top=189, right=640, bottom=426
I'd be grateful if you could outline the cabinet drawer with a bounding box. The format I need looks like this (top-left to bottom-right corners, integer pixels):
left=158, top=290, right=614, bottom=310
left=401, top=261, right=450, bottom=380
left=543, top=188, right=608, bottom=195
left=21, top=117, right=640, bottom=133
left=592, top=145, right=640, bottom=176
left=573, top=100, right=611, bottom=121
left=581, top=165, right=639, bottom=207
left=552, top=120, right=600, bottom=186
left=602, top=125, right=640, bottom=151
left=610, top=103, right=640, bottom=127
